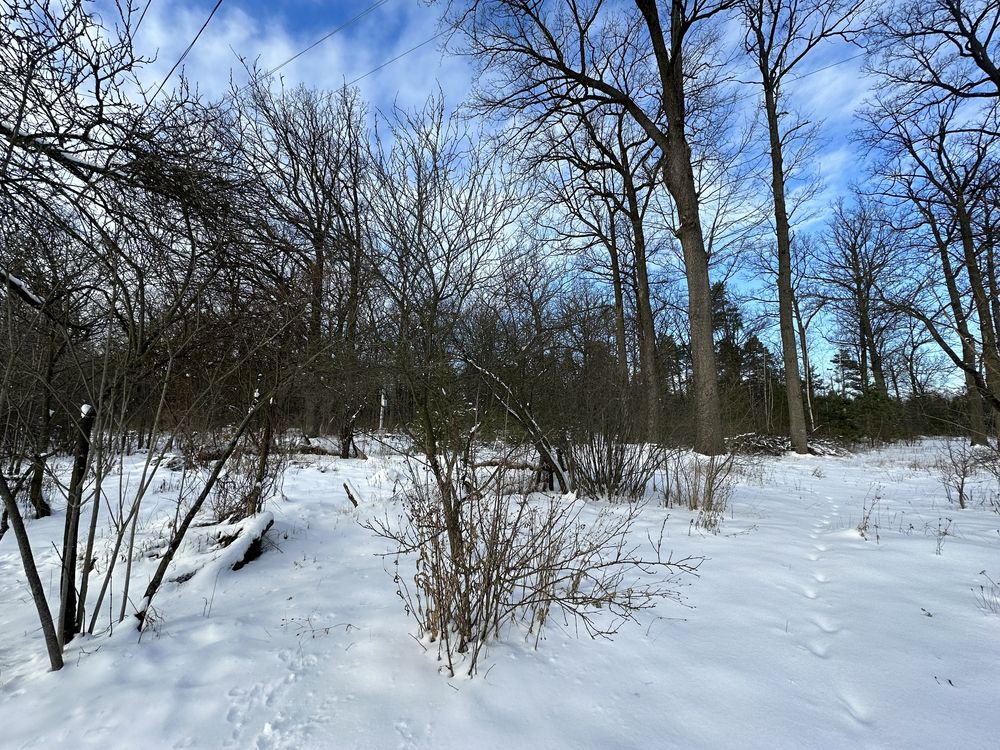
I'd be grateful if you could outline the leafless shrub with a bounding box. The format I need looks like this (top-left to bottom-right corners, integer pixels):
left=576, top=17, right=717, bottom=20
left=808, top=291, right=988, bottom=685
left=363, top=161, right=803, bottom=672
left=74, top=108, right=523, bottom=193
left=366, top=458, right=700, bottom=677
left=975, top=443, right=1000, bottom=483
left=662, top=452, right=736, bottom=533
left=931, top=516, right=952, bottom=556
left=974, top=571, right=1000, bottom=616
left=936, top=441, right=992, bottom=509
left=730, top=454, right=769, bottom=486
left=571, top=436, right=663, bottom=502
left=857, top=483, right=884, bottom=543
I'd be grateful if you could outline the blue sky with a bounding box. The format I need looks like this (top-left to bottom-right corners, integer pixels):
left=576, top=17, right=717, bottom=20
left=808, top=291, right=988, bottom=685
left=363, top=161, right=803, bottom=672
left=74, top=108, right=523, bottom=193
left=130, top=0, right=469, bottom=111
left=127, top=0, right=868, bottom=200
left=125, top=0, right=873, bottom=381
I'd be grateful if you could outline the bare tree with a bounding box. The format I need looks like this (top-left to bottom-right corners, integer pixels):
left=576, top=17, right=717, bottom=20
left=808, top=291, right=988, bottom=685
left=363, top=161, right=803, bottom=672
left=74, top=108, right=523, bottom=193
left=817, top=196, right=901, bottom=401
left=532, top=131, right=634, bottom=388
left=870, top=0, right=1000, bottom=102
left=367, top=95, right=523, bottom=607
left=528, top=105, right=667, bottom=437
left=0, top=0, right=310, bottom=658
left=446, top=0, right=735, bottom=453
left=740, top=0, right=863, bottom=452
left=234, top=80, right=374, bottom=444
left=861, top=71, right=999, bottom=439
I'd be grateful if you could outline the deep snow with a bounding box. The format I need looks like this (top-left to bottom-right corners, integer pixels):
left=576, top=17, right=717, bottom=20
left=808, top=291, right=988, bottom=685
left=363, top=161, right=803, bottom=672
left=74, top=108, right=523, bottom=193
left=2, top=439, right=999, bottom=749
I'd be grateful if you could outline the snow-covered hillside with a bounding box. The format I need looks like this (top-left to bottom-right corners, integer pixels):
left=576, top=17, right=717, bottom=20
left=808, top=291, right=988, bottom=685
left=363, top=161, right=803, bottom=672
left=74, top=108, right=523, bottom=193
left=2, top=439, right=998, bottom=749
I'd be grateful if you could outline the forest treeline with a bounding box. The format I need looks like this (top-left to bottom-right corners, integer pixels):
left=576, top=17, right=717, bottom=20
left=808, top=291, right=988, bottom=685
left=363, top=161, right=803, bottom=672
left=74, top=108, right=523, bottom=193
left=2, top=0, right=998, bottom=477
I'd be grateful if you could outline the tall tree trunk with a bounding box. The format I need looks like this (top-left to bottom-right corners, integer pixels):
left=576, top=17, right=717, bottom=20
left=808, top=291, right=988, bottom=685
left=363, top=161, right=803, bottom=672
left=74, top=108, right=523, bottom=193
left=28, top=328, right=58, bottom=517
left=666, top=168, right=723, bottom=454
left=868, top=338, right=889, bottom=398
left=635, top=0, right=725, bottom=455
left=957, top=198, right=1000, bottom=423
left=622, top=171, right=662, bottom=441
left=857, top=299, right=875, bottom=393
left=761, top=72, right=808, bottom=452
left=925, top=203, right=988, bottom=443
left=0, top=475, right=63, bottom=671
left=247, top=405, right=275, bottom=516
left=608, top=232, right=630, bottom=387
left=793, top=296, right=815, bottom=433
left=58, top=405, right=97, bottom=647
left=964, top=369, right=988, bottom=445
left=985, top=223, right=1000, bottom=349
left=306, top=238, right=326, bottom=435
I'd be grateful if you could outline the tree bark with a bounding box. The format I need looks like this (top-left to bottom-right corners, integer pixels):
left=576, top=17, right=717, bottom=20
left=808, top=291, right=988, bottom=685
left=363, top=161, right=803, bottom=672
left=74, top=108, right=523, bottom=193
left=868, top=332, right=889, bottom=398
left=957, top=196, right=1000, bottom=424
left=28, top=328, right=58, bottom=517
left=792, top=296, right=816, bottom=433
left=634, top=0, right=724, bottom=454
left=608, top=232, right=630, bottom=387
left=0, top=474, right=63, bottom=671
left=58, top=404, right=97, bottom=647
left=760, top=68, right=809, bottom=452
left=622, top=164, right=663, bottom=441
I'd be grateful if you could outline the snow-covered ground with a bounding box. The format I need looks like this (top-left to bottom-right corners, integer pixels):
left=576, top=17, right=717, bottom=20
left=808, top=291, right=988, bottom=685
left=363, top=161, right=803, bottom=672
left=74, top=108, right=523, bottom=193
left=2, top=439, right=998, bottom=749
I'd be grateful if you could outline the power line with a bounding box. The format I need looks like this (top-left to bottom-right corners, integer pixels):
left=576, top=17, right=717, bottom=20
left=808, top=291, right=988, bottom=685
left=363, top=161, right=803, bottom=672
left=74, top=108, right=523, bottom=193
left=134, top=0, right=155, bottom=33
left=94, top=0, right=225, bottom=177
left=232, top=1, right=447, bottom=95
left=147, top=0, right=225, bottom=105
left=791, top=51, right=866, bottom=82
left=344, top=35, right=860, bottom=99
left=348, top=29, right=447, bottom=86
left=731, top=51, right=868, bottom=107
left=341, top=35, right=862, bottom=101
left=236, top=0, right=392, bottom=93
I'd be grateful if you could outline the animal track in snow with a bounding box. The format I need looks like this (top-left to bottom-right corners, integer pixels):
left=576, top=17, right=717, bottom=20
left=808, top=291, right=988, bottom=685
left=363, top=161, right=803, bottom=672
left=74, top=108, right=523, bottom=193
left=797, top=498, right=845, bottom=661
left=838, top=692, right=874, bottom=726
left=804, top=640, right=830, bottom=658
left=225, top=681, right=284, bottom=747
left=811, top=615, right=841, bottom=635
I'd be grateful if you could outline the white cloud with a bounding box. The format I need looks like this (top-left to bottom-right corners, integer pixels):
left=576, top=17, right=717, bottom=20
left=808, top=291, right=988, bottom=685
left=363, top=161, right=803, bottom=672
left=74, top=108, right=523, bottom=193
left=790, top=60, right=870, bottom=131
left=126, top=0, right=471, bottom=112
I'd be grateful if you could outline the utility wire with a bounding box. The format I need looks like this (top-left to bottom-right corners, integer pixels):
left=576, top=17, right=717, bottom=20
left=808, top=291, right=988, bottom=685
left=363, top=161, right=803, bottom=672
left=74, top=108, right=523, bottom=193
left=790, top=51, right=866, bottom=82
left=236, top=1, right=447, bottom=94
left=342, top=32, right=863, bottom=98
left=146, top=0, right=225, bottom=105
left=100, top=1, right=865, bottom=176
left=341, top=32, right=861, bottom=102
left=733, top=50, right=868, bottom=107
left=348, top=29, right=448, bottom=86
left=263, top=0, right=389, bottom=81
left=94, top=0, right=224, bottom=176
left=134, top=0, right=155, bottom=34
